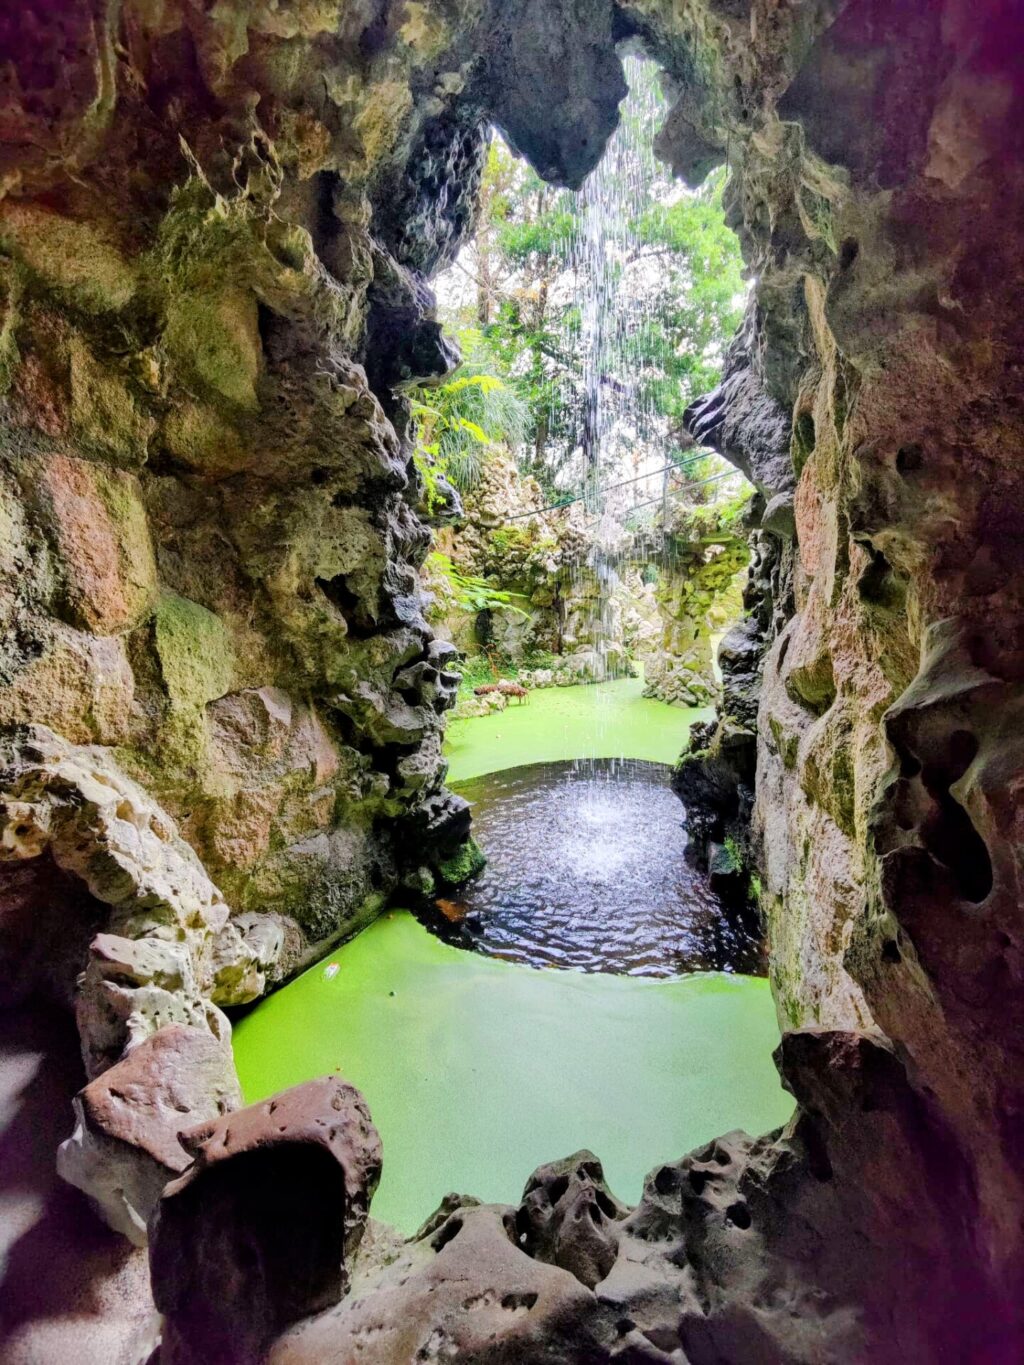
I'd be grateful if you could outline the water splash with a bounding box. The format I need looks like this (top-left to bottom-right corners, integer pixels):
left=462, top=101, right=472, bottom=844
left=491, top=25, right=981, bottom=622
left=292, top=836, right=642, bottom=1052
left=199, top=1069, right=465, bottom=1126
left=427, top=759, right=764, bottom=977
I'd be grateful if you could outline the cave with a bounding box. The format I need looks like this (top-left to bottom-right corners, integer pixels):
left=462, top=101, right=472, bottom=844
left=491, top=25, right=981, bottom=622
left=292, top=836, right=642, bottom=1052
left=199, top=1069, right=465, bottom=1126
left=1, top=1, right=1023, bottom=1362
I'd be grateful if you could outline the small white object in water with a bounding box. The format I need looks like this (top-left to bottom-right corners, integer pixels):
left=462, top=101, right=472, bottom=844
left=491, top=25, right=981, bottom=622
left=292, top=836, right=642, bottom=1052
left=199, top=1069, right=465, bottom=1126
left=323, top=962, right=340, bottom=980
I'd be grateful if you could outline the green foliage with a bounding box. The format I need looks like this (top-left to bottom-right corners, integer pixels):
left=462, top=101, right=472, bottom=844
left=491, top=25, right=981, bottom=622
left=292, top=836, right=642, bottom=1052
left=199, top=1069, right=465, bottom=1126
left=427, top=551, right=529, bottom=617
left=486, top=525, right=537, bottom=558
left=454, top=646, right=560, bottom=698
left=455, top=653, right=502, bottom=694
left=627, top=170, right=746, bottom=423
left=435, top=60, right=747, bottom=495
left=679, top=484, right=752, bottom=535
left=412, top=331, right=531, bottom=499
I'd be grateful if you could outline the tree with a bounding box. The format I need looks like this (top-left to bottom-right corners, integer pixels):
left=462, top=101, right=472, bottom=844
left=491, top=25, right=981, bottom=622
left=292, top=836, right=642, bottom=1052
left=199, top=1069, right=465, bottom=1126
left=428, top=57, right=747, bottom=505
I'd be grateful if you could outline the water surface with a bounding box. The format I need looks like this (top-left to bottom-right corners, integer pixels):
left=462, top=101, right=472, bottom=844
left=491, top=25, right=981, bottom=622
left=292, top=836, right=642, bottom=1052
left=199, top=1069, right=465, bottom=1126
left=438, top=758, right=763, bottom=977
left=445, top=673, right=710, bottom=784
left=232, top=912, right=791, bottom=1233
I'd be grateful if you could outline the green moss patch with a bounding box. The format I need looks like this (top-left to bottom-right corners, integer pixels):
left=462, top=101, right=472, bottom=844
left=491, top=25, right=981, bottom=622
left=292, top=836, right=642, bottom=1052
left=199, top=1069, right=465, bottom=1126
left=436, top=836, right=487, bottom=887
left=153, top=591, right=235, bottom=706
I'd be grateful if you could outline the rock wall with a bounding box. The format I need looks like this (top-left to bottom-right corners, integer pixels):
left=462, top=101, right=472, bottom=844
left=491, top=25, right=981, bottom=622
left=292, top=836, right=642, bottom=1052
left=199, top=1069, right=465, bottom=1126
left=430, top=448, right=640, bottom=682
left=650, top=0, right=1024, bottom=1355
left=2, top=1, right=1024, bottom=1362
left=642, top=501, right=748, bottom=707
left=0, top=1, right=510, bottom=1009
left=672, top=307, right=797, bottom=887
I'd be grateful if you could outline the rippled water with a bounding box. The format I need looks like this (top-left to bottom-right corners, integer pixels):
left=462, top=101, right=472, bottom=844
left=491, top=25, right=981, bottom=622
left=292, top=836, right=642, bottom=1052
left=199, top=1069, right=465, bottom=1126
left=429, top=759, right=764, bottom=977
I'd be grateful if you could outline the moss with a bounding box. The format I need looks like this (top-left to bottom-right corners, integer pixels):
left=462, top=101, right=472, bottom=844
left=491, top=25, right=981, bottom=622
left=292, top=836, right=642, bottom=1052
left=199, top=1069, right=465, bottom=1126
left=153, top=591, right=236, bottom=706
left=0, top=201, right=136, bottom=313
left=0, top=261, right=21, bottom=397
left=162, top=287, right=261, bottom=410
left=798, top=184, right=838, bottom=254
left=769, top=715, right=800, bottom=769
left=722, top=836, right=744, bottom=872
left=68, top=335, right=153, bottom=465
left=436, top=836, right=487, bottom=887
left=161, top=400, right=250, bottom=476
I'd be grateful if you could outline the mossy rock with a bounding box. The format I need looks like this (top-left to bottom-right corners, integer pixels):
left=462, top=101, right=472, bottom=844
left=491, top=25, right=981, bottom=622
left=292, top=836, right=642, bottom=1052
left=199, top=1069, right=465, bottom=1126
left=153, top=591, right=236, bottom=706
left=162, top=286, right=261, bottom=410
left=436, top=836, right=487, bottom=888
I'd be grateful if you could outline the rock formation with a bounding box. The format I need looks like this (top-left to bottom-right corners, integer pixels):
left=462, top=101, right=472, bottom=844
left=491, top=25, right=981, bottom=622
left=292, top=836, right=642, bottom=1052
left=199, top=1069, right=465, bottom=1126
left=2, top=0, right=1024, bottom=1362
left=430, top=448, right=640, bottom=684
left=432, top=449, right=734, bottom=699
left=642, top=500, right=748, bottom=707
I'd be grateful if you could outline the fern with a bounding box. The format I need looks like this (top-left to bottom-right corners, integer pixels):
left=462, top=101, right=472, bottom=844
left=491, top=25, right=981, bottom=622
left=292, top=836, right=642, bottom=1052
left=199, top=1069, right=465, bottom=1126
left=427, top=551, right=529, bottom=618
left=411, top=332, right=531, bottom=498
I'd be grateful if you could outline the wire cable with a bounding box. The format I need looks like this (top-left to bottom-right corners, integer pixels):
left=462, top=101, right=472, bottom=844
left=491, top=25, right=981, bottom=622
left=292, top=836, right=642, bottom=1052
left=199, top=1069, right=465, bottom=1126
left=503, top=448, right=734, bottom=522
left=505, top=464, right=744, bottom=523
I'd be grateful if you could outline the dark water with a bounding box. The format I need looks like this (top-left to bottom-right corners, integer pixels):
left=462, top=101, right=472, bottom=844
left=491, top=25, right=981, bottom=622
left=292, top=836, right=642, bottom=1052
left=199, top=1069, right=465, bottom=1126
left=429, top=759, right=764, bottom=978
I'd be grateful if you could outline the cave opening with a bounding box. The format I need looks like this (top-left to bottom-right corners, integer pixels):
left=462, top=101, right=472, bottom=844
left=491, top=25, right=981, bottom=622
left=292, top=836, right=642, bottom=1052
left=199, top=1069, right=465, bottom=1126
left=231, top=52, right=790, bottom=1238
left=2, top=2, right=1022, bottom=1361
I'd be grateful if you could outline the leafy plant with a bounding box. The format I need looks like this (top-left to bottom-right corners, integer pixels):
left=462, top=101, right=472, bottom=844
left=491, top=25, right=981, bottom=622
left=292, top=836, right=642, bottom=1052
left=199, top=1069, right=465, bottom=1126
left=412, top=334, right=531, bottom=501
left=427, top=551, right=529, bottom=617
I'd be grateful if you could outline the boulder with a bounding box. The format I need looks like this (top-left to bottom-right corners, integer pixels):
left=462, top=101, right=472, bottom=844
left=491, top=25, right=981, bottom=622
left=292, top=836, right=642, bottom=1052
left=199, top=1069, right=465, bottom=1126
left=149, top=1076, right=382, bottom=1365
left=208, top=911, right=288, bottom=1006
left=267, top=1204, right=603, bottom=1365
left=56, top=1025, right=242, bottom=1245
left=516, top=1151, right=628, bottom=1290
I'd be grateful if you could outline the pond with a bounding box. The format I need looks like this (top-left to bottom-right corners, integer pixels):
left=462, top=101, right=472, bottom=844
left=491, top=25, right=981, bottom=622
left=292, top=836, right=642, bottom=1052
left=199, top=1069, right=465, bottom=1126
left=231, top=911, right=791, bottom=1234
left=231, top=679, right=791, bottom=1234
left=429, top=758, right=763, bottom=977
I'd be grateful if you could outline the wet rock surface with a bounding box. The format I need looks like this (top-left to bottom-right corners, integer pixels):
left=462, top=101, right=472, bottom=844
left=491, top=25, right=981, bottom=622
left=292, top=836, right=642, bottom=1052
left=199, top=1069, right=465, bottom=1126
left=642, top=503, right=749, bottom=708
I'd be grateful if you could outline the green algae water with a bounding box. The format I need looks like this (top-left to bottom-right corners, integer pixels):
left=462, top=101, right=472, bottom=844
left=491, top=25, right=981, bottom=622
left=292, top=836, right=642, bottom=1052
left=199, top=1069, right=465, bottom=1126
left=234, top=679, right=791, bottom=1234
left=445, top=674, right=710, bottom=784
left=232, top=911, right=792, bottom=1234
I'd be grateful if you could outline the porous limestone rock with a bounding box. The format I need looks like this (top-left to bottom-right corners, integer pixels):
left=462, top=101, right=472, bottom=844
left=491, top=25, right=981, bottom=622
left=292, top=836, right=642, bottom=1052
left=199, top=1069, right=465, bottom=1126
left=0, top=728, right=242, bottom=1077
left=643, top=502, right=749, bottom=707
left=56, top=1024, right=242, bottom=1246
left=149, top=1076, right=382, bottom=1365
left=673, top=515, right=794, bottom=891
left=2, top=0, right=1024, bottom=1361
left=0, top=0, right=522, bottom=995
left=516, top=1151, right=629, bottom=1290
left=267, top=1202, right=606, bottom=1365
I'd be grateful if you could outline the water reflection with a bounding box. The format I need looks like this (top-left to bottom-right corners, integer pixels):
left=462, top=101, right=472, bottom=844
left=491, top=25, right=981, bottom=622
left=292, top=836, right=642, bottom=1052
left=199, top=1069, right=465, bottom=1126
left=427, top=759, right=764, bottom=978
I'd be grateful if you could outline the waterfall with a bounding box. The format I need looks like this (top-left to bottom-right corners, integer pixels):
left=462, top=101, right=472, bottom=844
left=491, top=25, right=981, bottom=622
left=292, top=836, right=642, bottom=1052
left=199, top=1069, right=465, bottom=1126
left=567, top=58, right=667, bottom=699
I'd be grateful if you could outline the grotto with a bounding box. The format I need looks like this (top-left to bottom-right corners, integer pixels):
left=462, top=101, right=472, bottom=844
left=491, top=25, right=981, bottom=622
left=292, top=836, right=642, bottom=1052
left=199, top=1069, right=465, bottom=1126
left=1, top=1, right=1024, bottom=1363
